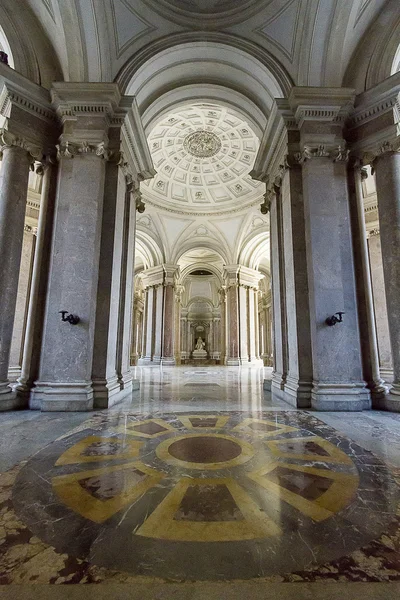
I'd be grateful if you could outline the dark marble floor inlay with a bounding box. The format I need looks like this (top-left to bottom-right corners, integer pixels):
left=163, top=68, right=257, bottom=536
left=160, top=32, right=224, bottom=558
left=168, top=435, right=242, bottom=463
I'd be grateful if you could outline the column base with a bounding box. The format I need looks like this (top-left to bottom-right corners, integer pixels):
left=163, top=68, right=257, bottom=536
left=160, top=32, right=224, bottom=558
left=280, top=376, right=312, bottom=408
left=0, top=387, right=27, bottom=411
left=93, top=376, right=122, bottom=409
left=161, top=357, right=176, bottom=366
left=310, top=382, right=371, bottom=411
left=271, top=373, right=285, bottom=399
left=372, top=392, right=400, bottom=412
left=226, top=358, right=240, bottom=366
left=263, top=379, right=272, bottom=391
left=31, top=382, right=94, bottom=411
left=138, top=356, right=152, bottom=365
left=7, top=366, right=21, bottom=383
left=249, top=357, right=264, bottom=367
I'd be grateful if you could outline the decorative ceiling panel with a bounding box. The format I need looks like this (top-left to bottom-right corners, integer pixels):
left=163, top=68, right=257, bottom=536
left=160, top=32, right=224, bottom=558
left=142, top=104, right=263, bottom=215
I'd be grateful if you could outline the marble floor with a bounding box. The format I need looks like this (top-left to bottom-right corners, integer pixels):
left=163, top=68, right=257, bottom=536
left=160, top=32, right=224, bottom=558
left=1, top=365, right=400, bottom=599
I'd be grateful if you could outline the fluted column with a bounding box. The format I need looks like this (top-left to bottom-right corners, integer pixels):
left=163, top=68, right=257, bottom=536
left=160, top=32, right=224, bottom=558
left=0, top=137, right=35, bottom=409
left=373, top=149, right=400, bottom=404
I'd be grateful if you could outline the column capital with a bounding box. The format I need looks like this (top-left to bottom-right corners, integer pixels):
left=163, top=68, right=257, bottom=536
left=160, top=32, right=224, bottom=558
left=0, top=129, right=42, bottom=161
left=50, top=83, right=155, bottom=183
left=223, top=265, right=264, bottom=290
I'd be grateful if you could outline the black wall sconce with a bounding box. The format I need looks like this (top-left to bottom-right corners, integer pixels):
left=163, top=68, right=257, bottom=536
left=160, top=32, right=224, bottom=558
left=59, top=311, right=80, bottom=325
left=326, top=312, right=345, bottom=326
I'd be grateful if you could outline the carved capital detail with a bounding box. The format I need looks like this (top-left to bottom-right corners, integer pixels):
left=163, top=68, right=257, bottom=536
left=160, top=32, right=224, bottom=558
left=56, top=140, right=111, bottom=161
left=0, top=129, right=42, bottom=160
left=300, top=144, right=349, bottom=162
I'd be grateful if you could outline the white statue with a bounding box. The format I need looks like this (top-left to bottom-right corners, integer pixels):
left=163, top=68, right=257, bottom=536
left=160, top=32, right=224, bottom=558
left=195, top=336, right=205, bottom=351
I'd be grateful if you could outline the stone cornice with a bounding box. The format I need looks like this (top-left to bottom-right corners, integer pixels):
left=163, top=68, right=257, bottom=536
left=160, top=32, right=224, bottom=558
left=289, top=87, right=356, bottom=125
left=346, top=73, right=400, bottom=162
left=0, top=65, right=57, bottom=154
left=51, top=82, right=121, bottom=123
left=119, top=96, right=156, bottom=183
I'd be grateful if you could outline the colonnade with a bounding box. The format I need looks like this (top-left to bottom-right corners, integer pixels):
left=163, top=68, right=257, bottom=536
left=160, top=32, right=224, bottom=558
left=1, top=58, right=400, bottom=413
left=135, top=264, right=264, bottom=366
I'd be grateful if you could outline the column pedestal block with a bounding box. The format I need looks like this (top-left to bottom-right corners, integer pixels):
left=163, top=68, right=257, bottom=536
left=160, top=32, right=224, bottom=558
left=310, top=383, right=370, bottom=411
left=31, top=383, right=94, bottom=411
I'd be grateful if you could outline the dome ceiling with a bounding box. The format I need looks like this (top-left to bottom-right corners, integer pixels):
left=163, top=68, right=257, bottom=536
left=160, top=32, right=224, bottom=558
left=142, top=104, right=263, bottom=215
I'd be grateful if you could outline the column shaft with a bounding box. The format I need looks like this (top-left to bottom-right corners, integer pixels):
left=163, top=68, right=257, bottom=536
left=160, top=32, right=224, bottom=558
left=0, top=145, right=31, bottom=408
left=374, top=151, right=400, bottom=402
left=348, top=165, right=386, bottom=405
left=15, top=161, right=57, bottom=402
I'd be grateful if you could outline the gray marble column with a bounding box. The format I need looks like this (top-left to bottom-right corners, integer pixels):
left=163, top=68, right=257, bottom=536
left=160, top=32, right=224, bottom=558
left=116, top=180, right=138, bottom=392
left=226, top=284, right=240, bottom=366
left=374, top=150, right=400, bottom=405
left=238, top=285, right=249, bottom=364
left=348, top=164, right=386, bottom=406
left=301, top=153, right=368, bottom=410
left=248, top=288, right=259, bottom=363
left=368, top=232, right=393, bottom=379
left=141, top=286, right=154, bottom=362
left=279, top=161, right=313, bottom=407
left=14, top=160, right=58, bottom=402
left=32, top=149, right=107, bottom=411
left=153, top=284, right=164, bottom=364
left=0, top=143, right=32, bottom=410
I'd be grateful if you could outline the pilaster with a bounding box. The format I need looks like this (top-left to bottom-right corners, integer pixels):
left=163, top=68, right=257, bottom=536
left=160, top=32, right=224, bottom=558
left=31, top=83, right=154, bottom=411
left=0, top=65, right=57, bottom=410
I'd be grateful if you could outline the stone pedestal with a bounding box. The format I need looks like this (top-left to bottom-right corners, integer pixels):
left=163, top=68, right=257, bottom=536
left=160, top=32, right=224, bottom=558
left=193, top=349, right=207, bottom=360
left=0, top=143, right=32, bottom=410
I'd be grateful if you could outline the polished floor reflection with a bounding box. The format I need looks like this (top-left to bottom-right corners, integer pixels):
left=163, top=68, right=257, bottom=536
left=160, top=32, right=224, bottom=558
left=1, top=366, right=400, bottom=586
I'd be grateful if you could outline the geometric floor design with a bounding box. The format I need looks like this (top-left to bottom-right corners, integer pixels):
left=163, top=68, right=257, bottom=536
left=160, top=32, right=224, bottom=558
left=3, top=411, right=400, bottom=582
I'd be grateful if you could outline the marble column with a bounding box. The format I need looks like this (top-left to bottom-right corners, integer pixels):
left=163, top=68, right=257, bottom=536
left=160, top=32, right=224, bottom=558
left=161, top=284, right=175, bottom=365
left=224, top=267, right=240, bottom=366
left=141, top=286, right=154, bottom=362
left=368, top=231, right=393, bottom=379
left=278, top=157, right=313, bottom=407
left=116, top=179, right=139, bottom=393
left=238, top=284, right=249, bottom=364
left=161, top=266, right=180, bottom=365
left=14, top=159, right=58, bottom=402
left=373, top=150, right=400, bottom=405
left=269, top=188, right=288, bottom=395
left=348, top=163, right=386, bottom=406
left=153, top=284, right=164, bottom=364
left=219, top=287, right=227, bottom=364
left=0, top=140, right=33, bottom=409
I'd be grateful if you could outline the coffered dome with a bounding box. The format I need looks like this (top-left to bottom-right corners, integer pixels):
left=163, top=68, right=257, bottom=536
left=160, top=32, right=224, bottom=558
left=142, top=104, right=263, bottom=215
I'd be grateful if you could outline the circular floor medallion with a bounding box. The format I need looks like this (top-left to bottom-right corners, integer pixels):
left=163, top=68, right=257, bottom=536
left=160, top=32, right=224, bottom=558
left=11, top=412, right=400, bottom=581
left=156, top=433, right=253, bottom=469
